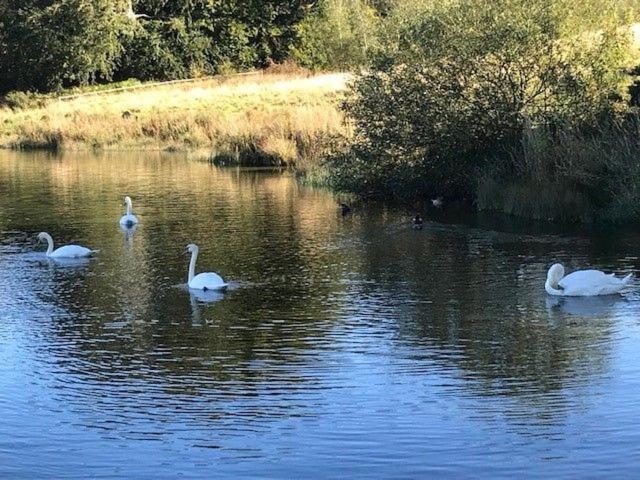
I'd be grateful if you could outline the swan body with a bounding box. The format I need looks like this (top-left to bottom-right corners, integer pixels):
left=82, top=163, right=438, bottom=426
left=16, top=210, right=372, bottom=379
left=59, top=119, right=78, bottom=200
left=37, top=232, right=97, bottom=258
left=545, top=263, right=632, bottom=297
left=186, top=243, right=228, bottom=291
left=119, top=196, right=139, bottom=228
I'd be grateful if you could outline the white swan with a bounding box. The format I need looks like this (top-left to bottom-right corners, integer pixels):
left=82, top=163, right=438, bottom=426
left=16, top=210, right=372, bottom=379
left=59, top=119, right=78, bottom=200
left=545, top=263, right=632, bottom=297
left=119, top=196, right=139, bottom=228
left=186, top=243, right=228, bottom=291
left=37, top=232, right=97, bottom=258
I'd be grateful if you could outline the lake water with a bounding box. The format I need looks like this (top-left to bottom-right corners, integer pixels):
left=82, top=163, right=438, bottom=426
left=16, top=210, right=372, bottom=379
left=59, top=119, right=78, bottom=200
left=1, top=151, right=640, bottom=479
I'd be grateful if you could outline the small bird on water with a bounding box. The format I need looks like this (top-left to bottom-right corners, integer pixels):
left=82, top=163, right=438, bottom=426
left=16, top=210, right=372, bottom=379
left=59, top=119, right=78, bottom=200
left=413, top=214, right=424, bottom=230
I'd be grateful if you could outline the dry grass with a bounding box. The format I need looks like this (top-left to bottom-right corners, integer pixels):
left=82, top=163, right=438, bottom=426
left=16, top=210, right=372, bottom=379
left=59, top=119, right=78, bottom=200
left=0, top=72, right=351, bottom=166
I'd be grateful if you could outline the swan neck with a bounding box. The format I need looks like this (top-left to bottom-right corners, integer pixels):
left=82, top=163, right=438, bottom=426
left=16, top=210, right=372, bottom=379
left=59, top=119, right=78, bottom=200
left=545, top=279, right=563, bottom=296
left=188, top=249, right=198, bottom=283
left=43, top=233, right=54, bottom=255
left=125, top=199, right=132, bottom=216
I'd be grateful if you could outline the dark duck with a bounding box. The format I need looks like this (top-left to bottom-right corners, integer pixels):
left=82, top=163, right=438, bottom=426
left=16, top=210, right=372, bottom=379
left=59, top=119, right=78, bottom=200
left=339, top=203, right=351, bottom=216
left=413, top=214, right=424, bottom=230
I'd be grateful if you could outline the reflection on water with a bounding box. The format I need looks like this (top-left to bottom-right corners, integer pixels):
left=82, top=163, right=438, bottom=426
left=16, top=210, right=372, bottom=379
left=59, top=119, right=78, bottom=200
left=120, top=223, right=137, bottom=247
left=546, top=295, right=627, bottom=317
left=1, top=151, right=640, bottom=478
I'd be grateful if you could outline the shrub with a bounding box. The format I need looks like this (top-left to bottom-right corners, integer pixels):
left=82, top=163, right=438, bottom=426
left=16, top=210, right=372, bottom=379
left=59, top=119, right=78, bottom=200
left=0, top=91, right=48, bottom=110
left=330, top=0, right=638, bottom=206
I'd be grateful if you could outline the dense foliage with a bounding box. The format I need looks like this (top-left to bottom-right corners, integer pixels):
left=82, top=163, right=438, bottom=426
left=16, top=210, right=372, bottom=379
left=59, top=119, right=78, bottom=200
left=0, top=0, right=317, bottom=93
left=325, top=0, right=640, bottom=222
left=291, top=0, right=380, bottom=69
left=0, top=0, right=125, bottom=92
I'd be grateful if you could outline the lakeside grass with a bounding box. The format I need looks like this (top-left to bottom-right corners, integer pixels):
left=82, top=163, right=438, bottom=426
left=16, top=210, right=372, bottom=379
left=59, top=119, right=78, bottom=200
left=0, top=72, right=351, bottom=166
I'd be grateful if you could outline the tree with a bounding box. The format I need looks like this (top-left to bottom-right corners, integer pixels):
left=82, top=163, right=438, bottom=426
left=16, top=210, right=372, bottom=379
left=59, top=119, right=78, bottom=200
left=0, top=0, right=316, bottom=92
left=0, top=0, right=125, bottom=93
left=291, top=0, right=381, bottom=69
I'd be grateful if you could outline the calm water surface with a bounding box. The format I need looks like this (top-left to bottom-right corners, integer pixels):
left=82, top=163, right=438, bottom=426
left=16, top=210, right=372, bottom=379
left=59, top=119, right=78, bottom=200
left=1, top=151, right=640, bottom=478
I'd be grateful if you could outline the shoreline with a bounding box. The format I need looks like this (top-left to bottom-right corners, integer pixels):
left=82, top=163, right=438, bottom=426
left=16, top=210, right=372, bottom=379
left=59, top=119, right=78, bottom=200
left=3, top=70, right=639, bottom=226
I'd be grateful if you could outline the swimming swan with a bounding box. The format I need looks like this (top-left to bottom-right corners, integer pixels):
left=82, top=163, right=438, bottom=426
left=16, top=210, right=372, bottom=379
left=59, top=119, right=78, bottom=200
left=37, top=232, right=97, bottom=258
left=119, top=196, right=139, bottom=228
left=186, top=243, right=228, bottom=291
left=545, top=263, right=632, bottom=297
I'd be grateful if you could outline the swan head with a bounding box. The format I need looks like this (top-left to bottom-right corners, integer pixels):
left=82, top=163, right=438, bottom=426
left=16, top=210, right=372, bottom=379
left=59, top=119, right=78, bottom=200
left=546, top=263, right=565, bottom=288
left=37, top=232, right=50, bottom=243
left=186, top=243, right=199, bottom=254
left=123, top=196, right=132, bottom=207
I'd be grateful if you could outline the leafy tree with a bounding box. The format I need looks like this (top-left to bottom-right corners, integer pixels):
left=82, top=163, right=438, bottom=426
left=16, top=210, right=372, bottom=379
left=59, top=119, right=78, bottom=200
left=119, top=0, right=313, bottom=77
left=291, top=0, right=381, bottom=69
left=0, top=0, right=126, bottom=92
left=0, top=0, right=316, bottom=92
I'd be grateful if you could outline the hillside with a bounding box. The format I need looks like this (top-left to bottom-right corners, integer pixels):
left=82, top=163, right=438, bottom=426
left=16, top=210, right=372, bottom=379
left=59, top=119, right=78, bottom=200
left=0, top=72, right=350, bottom=166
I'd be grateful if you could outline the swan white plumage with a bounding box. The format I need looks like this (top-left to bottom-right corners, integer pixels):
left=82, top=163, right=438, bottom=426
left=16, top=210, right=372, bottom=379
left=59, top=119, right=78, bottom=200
left=119, top=196, right=139, bottom=228
left=545, top=263, right=632, bottom=297
left=37, top=232, right=97, bottom=258
left=186, top=243, right=228, bottom=291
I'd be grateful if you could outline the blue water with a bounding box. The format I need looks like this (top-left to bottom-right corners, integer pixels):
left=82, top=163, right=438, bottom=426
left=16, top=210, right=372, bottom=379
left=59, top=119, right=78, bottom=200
left=1, top=151, right=640, bottom=478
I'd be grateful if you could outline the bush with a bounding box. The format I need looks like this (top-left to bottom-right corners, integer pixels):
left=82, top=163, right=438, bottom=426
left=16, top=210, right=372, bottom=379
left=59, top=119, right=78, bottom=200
left=328, top=0, right=639, bottom=216
left=0, top=91, right=48, bottom=110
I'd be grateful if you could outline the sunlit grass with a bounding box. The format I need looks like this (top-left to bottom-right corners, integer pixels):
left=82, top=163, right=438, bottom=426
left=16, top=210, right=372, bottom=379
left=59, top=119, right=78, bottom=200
left=0, top=72, right=351, bottom=166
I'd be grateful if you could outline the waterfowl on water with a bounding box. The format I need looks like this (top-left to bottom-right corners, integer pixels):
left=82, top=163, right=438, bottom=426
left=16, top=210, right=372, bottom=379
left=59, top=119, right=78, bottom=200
left=545, top=263, right=633, bottom=297
left=37, top=232, right=98, bottom=258
left=413, top=214, right=424, bottom=230
left=119, top=196, right=139, bottom=228
left=186, top=243, right=228, bottom=292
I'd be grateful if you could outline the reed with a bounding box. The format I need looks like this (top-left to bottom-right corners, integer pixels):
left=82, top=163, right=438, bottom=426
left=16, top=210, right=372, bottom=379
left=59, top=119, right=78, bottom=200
left=476, top=118, right=640, bottom=223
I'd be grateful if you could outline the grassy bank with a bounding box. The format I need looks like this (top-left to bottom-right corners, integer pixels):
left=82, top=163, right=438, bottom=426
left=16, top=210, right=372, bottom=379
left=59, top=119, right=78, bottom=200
left=0, top=72, right=351, bottom=166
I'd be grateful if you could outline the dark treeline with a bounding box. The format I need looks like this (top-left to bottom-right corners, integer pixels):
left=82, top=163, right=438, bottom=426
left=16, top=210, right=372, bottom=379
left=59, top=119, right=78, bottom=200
left=0, top=0, right=344, bottom=93
left=0, top=0, right=412, bottom=94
